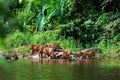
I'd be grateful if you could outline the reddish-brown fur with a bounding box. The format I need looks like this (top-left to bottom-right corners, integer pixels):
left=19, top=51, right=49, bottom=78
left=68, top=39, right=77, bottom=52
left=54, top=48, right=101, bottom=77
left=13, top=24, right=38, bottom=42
left=45, top=43, right=62, bottom=50
left=60, top=49, right=72, bottom=59
left=42, top=47, right=56, bottom=59
left=77, top=50, right=95, bottom=59
left=29, top=44, right=44, bottom=59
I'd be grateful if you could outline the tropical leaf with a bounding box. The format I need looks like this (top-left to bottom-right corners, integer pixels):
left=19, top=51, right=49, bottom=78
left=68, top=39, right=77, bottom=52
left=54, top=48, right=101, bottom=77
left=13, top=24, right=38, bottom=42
left=35, top=0, right=64, bottom=31
left=46, top=11, right=55, bottom=22
left=25, top=1, right=32, bottom=12
left=36, top=4, right=47, bottom=30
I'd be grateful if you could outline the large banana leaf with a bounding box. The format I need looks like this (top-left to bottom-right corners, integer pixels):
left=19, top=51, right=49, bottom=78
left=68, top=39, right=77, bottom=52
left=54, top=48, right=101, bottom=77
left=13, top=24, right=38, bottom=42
left=36, top=4, right=47, bottom=30
left=36, top=0, right=64, bottom=30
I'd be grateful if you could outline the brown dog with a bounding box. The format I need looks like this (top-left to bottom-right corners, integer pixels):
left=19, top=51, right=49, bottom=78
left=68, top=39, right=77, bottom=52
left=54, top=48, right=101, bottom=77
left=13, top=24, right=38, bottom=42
left=77, top=51, right=95, bottom=59
left=29, top=44, right=44, bottom=59
left=42, top=47, right=56, bottom=59
left=77, top=50, right=95, bottom=59
left=77, top=48, right=102, bottom=59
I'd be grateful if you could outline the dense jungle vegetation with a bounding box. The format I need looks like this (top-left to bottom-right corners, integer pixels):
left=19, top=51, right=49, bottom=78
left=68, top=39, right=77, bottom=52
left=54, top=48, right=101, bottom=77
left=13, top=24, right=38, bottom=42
left=0, top=0, right=120, bottom=58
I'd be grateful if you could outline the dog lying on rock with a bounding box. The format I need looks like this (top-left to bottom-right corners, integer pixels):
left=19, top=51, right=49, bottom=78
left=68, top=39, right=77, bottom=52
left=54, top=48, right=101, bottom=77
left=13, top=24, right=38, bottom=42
left=77, top=48, right=102, bottom=59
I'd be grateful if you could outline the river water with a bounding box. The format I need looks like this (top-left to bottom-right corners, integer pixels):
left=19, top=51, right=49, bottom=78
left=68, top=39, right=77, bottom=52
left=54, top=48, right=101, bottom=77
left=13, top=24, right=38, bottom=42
left=0, top=59, right=120, bottom=80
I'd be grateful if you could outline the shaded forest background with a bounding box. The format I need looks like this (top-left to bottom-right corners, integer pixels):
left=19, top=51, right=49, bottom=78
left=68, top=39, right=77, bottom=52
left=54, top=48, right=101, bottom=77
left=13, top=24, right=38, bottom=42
left=0, top=0, right=120, bottom=58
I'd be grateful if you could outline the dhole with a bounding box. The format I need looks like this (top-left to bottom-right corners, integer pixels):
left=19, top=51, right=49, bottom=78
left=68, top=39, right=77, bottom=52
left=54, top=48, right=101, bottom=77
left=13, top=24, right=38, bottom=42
left=78, top=51, right=95, bottom=59
left=77, top=48, right=102, bottom=59
left=29, top=44, right=44, bottom=59
left=42, top=47, right=56, bottom=59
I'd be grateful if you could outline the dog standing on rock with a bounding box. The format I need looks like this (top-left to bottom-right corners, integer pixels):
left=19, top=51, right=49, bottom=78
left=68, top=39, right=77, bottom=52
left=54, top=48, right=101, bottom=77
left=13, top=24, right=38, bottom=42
left=29, top=44, right=44, bottom=59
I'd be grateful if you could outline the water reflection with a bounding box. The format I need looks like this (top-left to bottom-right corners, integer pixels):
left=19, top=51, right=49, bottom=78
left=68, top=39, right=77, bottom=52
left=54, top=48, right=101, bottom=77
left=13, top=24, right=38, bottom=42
left=0, top=59, right=120, bottom=80
left=30, top=59, right=71, bottom=65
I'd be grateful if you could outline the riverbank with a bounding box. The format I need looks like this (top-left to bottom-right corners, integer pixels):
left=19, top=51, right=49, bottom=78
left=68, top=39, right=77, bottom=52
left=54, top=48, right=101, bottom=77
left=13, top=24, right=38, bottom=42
left=2, top=46, right=120, bottom=61
left=3, top=30, right=120, bottom=59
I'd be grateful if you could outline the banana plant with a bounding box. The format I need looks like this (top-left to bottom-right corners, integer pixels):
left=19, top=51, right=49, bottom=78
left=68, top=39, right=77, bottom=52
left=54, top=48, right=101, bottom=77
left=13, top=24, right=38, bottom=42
left=36, top=4, right=48, bottom=30
left=36, top=0, right=64, bottom=30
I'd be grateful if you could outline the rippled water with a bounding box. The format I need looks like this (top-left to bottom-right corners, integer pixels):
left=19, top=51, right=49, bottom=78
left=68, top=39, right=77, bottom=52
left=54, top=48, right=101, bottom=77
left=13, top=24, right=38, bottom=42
left=0, top=59, right=120, bottom=80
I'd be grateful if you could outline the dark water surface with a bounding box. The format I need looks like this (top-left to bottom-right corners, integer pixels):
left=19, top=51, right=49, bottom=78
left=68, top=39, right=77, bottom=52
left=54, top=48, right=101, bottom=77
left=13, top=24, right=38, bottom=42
left=0, top=59, right=120, bottom=80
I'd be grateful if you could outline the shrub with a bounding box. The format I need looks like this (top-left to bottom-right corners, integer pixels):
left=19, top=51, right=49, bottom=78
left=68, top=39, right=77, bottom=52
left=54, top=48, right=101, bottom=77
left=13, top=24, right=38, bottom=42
left=5, top=30, right=31, bottom=48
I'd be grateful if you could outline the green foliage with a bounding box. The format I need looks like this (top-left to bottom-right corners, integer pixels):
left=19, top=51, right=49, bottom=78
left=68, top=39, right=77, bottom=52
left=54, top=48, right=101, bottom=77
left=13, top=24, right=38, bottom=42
left=5, top=30, right=82, bottom=52
left=95, top=13, right=110, bottom=27
left=36, top=0, right=64, bottom=30
left=101, top=0, right=113, bottom=10
left=17, top=10, right=35, bottom=27
left=97, top=39, right=120, bottom=58
left=29, top=30, right=82, bottom=51
left=1, top=0, right=120, bottom=58
left=5, top=30, right=31, bottom=48
left=101, top=0, right=120, bottom=12
left=35, top=4, right=47, bottom=30
left=0, top=38, right=8, bottom=53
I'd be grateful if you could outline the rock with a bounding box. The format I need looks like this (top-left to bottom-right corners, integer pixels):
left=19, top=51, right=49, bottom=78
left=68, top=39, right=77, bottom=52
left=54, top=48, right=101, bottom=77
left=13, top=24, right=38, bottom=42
left=11, top=53, right=19, bottom=60
left=31, top=55, right=39, bottom=59
left=0, top=51, right=19, bottom=61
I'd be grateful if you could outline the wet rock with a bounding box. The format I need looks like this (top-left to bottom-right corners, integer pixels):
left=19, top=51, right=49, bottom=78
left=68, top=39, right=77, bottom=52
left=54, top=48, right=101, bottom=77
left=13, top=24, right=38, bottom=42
left=31, top=55, right=39, bottom=59
left=0, top=51, right=19, bottom=61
